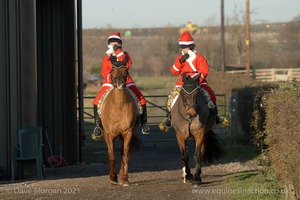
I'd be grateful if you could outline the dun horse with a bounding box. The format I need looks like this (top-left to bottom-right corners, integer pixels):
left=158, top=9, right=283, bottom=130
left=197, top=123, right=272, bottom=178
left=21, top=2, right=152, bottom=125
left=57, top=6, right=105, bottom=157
left=99, top=65, right=141, bottom=186
left=171, top=73, right=224, bottom=186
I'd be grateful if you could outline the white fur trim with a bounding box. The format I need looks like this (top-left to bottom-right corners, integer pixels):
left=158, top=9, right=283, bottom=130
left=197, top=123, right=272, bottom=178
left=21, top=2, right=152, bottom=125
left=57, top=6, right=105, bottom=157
left=187, top=60, right=197, bottom=72
left=106, top=74, right=111, bottom=82
left=116, top=52, right=124, bottom=58
left=190, top=73, right=200, bottom=78
left=172, top=64, right=180, bottom=71
left=108, top=35, right=122, bottom=40
left=187, top=50, right=196, bottom=58
left=187, top=54, right=196, bottom=63
left=102, top=83, right=113, bottom=87
left=126, top=83, right=136, bottom=87
left=187, top=50, right=197, bottom=71
left=179, top=41, right=195, bottom=45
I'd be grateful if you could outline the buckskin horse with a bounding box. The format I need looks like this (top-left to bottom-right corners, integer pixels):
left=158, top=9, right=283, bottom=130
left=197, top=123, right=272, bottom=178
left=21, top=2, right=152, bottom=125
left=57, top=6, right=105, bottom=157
left=171, top=72, right=224, bottom=186
left=99, top=65, right=141, bottom=186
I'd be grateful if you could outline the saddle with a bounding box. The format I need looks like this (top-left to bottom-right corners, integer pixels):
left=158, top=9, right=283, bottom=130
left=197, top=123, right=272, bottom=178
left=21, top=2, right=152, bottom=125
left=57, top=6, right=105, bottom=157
left=97, top=86, right=143, bottom=117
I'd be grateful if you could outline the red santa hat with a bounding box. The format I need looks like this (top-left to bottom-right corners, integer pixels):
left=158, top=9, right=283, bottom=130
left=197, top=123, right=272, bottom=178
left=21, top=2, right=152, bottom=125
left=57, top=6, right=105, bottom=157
left=178, top=31, right=195, bottom=48
left=107, top=32, right=122, bottom=44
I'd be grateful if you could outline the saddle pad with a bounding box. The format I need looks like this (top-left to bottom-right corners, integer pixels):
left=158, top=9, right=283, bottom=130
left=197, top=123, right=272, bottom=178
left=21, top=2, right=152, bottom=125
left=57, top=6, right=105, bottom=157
left=97, top=86, right=143, bottom=118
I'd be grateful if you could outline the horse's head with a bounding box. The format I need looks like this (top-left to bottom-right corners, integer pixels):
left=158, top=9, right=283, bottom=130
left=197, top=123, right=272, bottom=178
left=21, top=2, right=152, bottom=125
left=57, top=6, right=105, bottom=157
left=110, top=65, right=128, bottom=89
left=180, top=72, right=201, bottom=121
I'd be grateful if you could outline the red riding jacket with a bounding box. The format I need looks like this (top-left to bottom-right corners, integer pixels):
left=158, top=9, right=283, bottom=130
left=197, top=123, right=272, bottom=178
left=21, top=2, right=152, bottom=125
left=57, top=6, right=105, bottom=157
left=101, top=48, right=135, bottom=87
left=170, top=50, right=209, bottom=87
left=170, top=50, right=217, bottom=102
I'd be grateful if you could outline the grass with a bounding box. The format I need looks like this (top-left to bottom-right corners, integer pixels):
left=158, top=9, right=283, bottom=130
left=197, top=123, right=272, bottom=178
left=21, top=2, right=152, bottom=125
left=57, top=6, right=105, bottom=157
left=217, top=144, right=284, bottom=200
left=226, top=169, right=285, bottom=200
left=131, top=75, right=177, bottom=91
left=223, top=144, right=260, bottom=162
left=216, top=144, right=285, bottom=200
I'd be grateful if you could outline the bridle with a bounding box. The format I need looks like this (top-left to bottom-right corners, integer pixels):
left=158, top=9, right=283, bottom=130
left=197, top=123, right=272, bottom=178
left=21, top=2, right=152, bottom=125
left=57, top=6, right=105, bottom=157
left=181, top=85, right=199, bottom=95
left=180, top=84, right=199, bottom=122
left=110, top=66, right=128, bottom=89
left=179, top=72, right=201, bottom=122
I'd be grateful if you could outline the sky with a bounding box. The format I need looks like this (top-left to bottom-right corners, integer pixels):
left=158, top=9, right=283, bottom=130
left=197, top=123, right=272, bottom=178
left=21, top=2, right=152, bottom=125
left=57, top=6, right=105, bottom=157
left=82, top=0, right=300, bottom=29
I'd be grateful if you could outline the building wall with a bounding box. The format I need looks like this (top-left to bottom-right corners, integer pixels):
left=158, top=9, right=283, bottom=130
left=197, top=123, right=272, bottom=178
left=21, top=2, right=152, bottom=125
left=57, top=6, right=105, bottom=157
left=0, top=0, right=77, bottom=179
left=36, top=0, right=77, bottom=167
left=0, top=0, right=9, bottom=178
left=0, top=0, right=24, bottom=179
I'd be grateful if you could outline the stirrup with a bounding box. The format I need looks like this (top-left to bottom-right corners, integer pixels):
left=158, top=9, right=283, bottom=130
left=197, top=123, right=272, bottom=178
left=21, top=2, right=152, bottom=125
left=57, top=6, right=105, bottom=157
left=215, top=116, right=230, bottom=127
left=162, top=118, right=172, bottom=128
left=91, top=127, right=103, bottom=141
left=158, top=118, right=172, bottom=133
left=142, top=124, right=150, bottom=135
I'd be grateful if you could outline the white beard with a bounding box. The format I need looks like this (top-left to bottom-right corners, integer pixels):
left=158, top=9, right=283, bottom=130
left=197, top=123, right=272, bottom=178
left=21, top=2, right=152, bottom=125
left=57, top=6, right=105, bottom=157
left=186, top=50, right=196, bottom=62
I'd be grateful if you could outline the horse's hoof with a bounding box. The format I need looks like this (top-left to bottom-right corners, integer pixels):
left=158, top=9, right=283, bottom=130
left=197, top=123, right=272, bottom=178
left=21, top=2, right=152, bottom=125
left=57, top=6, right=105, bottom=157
left=192, top=181, right=201, bottom=187
left=110, top=180, right=119, bottom=185
left=182, top=175, right=193, bottom=183
left=122, top=181, right=130, bottom=187
left=187, top=174, right=193, bottom=182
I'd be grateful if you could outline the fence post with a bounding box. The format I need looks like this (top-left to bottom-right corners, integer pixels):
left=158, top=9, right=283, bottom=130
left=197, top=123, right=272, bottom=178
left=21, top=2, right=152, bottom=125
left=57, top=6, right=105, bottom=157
left=272, top=68, right=275, bottom=81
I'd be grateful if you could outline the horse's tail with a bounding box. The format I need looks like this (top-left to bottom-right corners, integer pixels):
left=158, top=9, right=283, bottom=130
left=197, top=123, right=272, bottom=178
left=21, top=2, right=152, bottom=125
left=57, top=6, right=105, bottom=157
left=129, top=133, right=142, bottom=154
left=204, top=130, right=225, bottom=164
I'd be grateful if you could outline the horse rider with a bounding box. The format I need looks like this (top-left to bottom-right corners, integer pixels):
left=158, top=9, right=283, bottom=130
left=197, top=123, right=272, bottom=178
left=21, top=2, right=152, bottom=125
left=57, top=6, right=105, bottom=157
left=160, top=31, right=224, bottom=131
left=93, top=32, right=150, bottom=136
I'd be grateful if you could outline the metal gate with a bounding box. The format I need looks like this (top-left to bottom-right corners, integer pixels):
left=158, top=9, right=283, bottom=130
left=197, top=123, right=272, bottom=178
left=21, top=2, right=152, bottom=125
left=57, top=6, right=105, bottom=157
left=78, top=94, right=228, bottom=163
left=79, top=94, right=228, bottom=140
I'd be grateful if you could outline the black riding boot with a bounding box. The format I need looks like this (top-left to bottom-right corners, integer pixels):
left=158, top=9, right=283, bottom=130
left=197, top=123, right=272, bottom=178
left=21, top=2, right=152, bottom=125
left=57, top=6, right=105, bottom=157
left=212, top=103, right=223, bottom=124
left=140, top=105, right=150, bottom=134
left=92, top=105, right=103, bottom=140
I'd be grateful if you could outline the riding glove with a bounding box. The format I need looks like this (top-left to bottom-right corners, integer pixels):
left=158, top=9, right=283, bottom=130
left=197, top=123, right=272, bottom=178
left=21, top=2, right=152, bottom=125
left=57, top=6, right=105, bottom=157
left=179, top=53, right=189, bottom=63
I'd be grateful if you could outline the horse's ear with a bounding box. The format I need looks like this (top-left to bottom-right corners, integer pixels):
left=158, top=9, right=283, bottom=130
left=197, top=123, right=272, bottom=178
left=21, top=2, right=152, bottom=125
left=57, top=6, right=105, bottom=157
left=182, top=72, right=187, bottom=82
left=193, top=73, right=201, bottom=81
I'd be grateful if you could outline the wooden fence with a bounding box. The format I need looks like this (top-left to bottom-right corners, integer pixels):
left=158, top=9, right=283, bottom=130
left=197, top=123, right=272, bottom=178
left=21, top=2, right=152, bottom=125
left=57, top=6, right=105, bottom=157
left=226, top=68, right=300, bottom=82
